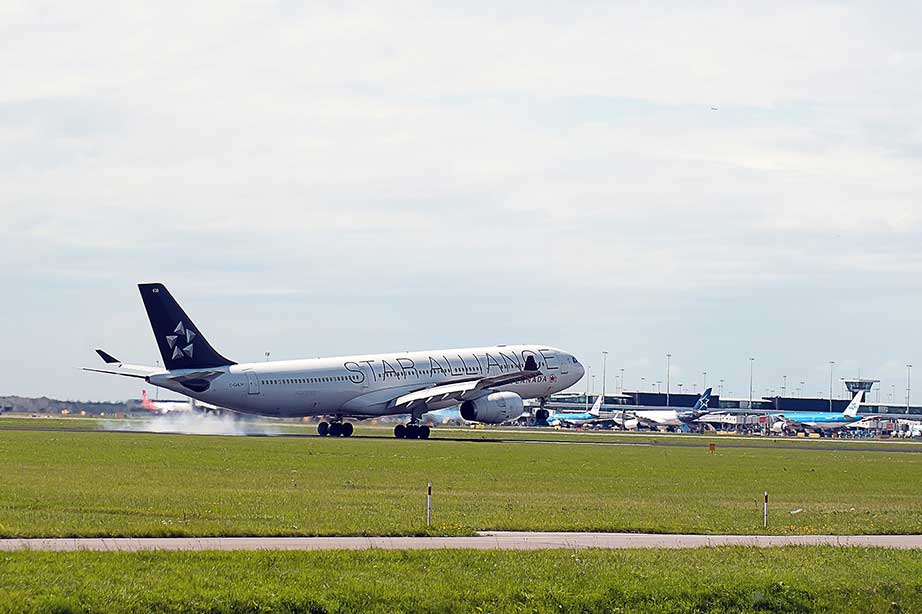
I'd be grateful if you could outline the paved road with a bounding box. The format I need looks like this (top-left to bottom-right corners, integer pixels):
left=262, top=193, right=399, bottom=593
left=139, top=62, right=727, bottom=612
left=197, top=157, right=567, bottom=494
left=4, top=532, right=922, bottom=551
left=2, top=423, right=919, bottom=454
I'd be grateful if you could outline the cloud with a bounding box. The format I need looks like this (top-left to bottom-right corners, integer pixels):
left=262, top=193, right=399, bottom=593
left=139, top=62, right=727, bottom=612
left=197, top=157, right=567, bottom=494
left=2, top=2, right=921, bottom=399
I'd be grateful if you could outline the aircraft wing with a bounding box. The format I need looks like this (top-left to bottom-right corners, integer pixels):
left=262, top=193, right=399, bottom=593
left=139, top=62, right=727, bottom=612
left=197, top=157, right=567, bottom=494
left=391, top=356, right=541, bottom=410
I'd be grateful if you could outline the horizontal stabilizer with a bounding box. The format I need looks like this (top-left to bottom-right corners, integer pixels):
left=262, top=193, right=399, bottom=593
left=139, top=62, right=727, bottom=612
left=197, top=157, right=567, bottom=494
left=82, top=365, right=159, bottom=379
left=96, top=349, right=120, bottom=364
left=83, top=351, right=161, bottom=380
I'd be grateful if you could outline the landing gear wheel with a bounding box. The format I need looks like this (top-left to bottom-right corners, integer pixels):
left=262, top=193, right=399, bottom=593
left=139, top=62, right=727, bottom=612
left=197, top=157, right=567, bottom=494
left=419, top=425, right=430, bottom=439
left=405, top=424, right=419, bottom=439
left=317, top=421, right=329, bottom=437
left=394, top=424, right=406, bottom=439
left=342, top=422, right=354, bottom=437
left=329, top=422, right=343, bottom=437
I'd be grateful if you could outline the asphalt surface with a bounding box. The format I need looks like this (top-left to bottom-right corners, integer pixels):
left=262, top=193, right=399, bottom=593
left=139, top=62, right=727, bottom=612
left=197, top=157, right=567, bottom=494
left=3, top=532, right=922, bottom=551
left=1, top=422, right=921, bottom=454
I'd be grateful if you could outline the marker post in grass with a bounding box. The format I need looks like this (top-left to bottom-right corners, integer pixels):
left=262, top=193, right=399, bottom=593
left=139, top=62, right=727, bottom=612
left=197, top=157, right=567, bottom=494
left=426, top=481, right=432, bottom=528
left=763, top=491, right=769, bottom=528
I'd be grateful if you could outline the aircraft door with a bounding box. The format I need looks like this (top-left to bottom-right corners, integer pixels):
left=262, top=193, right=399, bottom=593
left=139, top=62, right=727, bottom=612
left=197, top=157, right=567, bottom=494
left=245, top=372, right=260, bottom=395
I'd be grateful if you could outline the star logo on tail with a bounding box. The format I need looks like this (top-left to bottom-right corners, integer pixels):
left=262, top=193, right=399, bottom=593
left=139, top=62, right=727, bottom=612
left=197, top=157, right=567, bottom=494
left=165, top=321, right=195, bottom=360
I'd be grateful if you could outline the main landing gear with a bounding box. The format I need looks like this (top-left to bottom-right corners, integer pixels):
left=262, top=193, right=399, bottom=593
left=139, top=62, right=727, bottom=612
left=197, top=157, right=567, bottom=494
left=394, top=423, right=430, bottom=439
left=317, top=421, right=353, bottom=437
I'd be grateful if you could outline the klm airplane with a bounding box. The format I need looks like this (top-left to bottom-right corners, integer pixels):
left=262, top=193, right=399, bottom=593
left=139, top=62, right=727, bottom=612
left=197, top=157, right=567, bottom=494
left=86, top=283, right=585, bottom=439
left=771, top=391, right=865, bottom=433
left=546, top=393, right=604, bottom=428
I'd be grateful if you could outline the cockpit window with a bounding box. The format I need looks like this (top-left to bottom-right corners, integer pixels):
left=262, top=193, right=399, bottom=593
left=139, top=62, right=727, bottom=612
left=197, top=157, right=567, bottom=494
left=572, top=357, right=579, bottom=363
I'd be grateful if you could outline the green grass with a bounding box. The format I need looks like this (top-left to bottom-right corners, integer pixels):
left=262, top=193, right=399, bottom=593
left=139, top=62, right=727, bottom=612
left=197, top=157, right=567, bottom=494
left=3, top=429, right=922, bottom=537
left=0, top=416, right=103, bottom=429
left=2, top=547, right=922, bottom=613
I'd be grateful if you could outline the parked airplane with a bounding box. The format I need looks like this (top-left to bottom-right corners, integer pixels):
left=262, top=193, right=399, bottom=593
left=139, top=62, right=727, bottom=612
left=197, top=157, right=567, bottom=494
left=86, top=283, right=584, bottom=439
left=770, top=391, right=864, bottom=434
left=140, top=389, right=220, bottom=414
left=140, top=389, right=191, bottom=414
left=630, top=388, right=714, bottom=429
left=546, top=393, right=605, bottom=428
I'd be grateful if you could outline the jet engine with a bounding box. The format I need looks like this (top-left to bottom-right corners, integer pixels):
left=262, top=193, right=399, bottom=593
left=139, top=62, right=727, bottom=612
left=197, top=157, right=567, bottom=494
left=459, top=391, right=524, bottom=424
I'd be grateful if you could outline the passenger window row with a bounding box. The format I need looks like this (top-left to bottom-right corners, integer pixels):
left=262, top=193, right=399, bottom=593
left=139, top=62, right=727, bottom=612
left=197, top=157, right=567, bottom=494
left=261, top=376, right=352, bottom=385
left=258, top=362, right=539, bottom=386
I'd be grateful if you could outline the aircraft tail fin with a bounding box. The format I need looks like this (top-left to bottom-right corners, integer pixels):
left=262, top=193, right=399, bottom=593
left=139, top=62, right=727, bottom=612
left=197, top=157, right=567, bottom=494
left=141, top=389, right=155, bottom=411
left=590, top=394, right=603, bottom=417
left=694, top=387, right=713, bottom=411
left=138, top=283, right=235, bottom=371
left=844, top=390, right=864, bottom=418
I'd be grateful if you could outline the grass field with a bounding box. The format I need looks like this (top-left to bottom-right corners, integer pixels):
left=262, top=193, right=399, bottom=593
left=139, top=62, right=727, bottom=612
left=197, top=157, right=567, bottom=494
left=2, top=547, right=922, bottom=613
left=3, top=428, right=922, bottom=537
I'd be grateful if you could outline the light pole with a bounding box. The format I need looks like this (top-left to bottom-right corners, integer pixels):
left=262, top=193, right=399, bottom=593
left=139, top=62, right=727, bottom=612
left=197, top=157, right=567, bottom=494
left=703, top=371, right=707, bottom=391
left=907, top=364, right=913, bottom=413
left=666, top=354, right=672, bottom=407
left=829, top=361, right=835, bottom=412
left=800, top=380, right=805, bottom=399
left=620, top=368, right=625, bottom=393
left=641, top=377, right=646, bottom=391
left=749, top=357, right=755, bottom=409
left=601, top=351, right=608, bottom=402
left=782, top=375, right=787, bottom=398
left=719, top=379, right=725, bottom=397
left=656, top=380, right=662, bottom=394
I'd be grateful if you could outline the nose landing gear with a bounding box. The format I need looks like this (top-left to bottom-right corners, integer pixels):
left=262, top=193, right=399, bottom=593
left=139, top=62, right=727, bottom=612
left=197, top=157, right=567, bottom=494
left=317, top=420, right=353, bottom=437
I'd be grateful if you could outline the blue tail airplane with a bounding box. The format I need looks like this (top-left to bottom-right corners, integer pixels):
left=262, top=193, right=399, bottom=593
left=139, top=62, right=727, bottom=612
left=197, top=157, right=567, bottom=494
left=770, top=391, right=864, bottom=433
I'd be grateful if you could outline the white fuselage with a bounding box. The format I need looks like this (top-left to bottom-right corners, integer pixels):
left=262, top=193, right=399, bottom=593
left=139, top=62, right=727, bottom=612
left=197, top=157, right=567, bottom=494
left=148, top=344, right=583, bottom=419
left=634, top=409, right=684, bottom=427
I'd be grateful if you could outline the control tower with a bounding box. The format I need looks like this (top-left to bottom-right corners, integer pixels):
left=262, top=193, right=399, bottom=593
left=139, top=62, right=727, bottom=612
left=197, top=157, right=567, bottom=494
left=842, top=378, right=879, bottom=398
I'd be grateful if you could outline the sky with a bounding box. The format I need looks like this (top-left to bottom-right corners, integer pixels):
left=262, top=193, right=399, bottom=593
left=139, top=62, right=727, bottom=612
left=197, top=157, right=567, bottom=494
left=2, top=2, right=922, bottom=403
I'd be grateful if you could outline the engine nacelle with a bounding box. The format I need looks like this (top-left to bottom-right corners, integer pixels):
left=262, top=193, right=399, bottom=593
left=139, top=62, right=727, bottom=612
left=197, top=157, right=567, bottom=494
left=459, top=392, right=524, bottom=424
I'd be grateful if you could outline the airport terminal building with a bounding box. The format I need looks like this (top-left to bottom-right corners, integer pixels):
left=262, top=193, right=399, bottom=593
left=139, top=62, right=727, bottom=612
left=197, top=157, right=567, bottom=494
left=534, top=377, right=922, bottom=420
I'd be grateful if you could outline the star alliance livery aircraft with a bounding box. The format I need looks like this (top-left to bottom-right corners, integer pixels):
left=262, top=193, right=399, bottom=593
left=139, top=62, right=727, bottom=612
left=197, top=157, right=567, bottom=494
left=86, top=284, right=585, bottom=439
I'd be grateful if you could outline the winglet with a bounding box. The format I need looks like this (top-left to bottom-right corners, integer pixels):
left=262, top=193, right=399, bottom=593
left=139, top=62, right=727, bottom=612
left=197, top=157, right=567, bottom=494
left=96, top=349, right=120, bottom=364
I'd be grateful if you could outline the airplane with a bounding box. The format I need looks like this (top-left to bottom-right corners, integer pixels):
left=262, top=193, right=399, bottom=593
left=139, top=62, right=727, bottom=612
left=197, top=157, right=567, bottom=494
left=140, top=389, right=191, bottom=414
left=546, top=393, right=606, bottom=428
left=139, top=389, right=220, bottom=414
left=770, top=390, right=864, bottom=434
left=629, top=388, right=714, bottom=429
left=85, top=283, right=584, bottom=439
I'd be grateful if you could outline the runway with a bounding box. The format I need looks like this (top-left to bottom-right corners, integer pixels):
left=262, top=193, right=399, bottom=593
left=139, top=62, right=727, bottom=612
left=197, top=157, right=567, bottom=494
left=2, top=422, right=921, bottom=454
left=3, top=532, right=922, bottom=551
